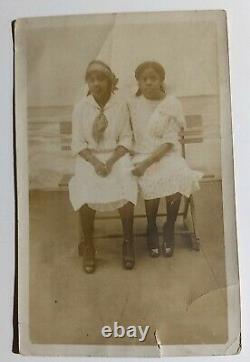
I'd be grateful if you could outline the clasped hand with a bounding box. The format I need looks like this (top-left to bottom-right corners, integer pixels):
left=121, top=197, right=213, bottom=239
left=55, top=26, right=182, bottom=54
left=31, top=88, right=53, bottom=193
left=94, top=159, right=114, bottom=177
left=132, top=161, right=148, bottom=177
left=94, top=159, right=148, bottom=177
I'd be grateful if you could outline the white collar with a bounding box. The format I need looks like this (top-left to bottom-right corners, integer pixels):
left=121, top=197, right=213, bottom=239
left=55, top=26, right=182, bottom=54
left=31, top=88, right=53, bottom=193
left=85, top=94, right=118, bottom=110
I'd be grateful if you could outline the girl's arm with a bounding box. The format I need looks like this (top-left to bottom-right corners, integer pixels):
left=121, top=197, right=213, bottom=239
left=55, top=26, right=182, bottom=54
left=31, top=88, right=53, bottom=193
left=79, top=149, right=100, bottom=165
left=132, top=143, right=172, bottom=177
left=105, top=146, right=128, bottom=173
left=105, top=103, right=132, bottom=174
left=143, top=143, right=172, bottom=167
left=133, top=105, right=180, bottom=177
left=79, top=149, right=108, bottom=177
left=72, top=103, right=107, bottom=177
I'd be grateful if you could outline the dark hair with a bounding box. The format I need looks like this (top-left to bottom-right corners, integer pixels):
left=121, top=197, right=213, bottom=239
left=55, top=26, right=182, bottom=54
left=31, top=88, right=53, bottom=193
left=135, top=61, right=166, bottom=96
left=85, top=60, right=119, bottom=96
left=85, top=60, right=113, bottom=81
left=135, top=61, right=165, bottom=81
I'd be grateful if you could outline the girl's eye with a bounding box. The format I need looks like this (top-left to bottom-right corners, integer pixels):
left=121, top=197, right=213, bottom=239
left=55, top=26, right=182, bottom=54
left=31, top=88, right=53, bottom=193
left=142, top=76, right=157, bottom=82
left=88, top=74, right=105, bottom=82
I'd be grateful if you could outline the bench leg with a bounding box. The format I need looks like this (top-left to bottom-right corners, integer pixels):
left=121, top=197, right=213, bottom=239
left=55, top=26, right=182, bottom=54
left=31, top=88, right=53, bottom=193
left=189, top=195, right=200, bottom=251
left=183, top=196, right=190, bottom=220
left=183, top=195, right=200, bottom=251
left=78, top=211, right=84, bottom=256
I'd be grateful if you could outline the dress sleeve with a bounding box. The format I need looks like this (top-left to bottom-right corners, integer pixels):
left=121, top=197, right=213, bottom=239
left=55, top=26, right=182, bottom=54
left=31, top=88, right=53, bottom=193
left=175, top=97, right=186, bottom=129
left=155, top=97, right=185, bottom=146
left=117, top=103, right=133, bottom=150
left=160, top=117, right=179, bottom=146
left=71, top=102, right=88, bottom=156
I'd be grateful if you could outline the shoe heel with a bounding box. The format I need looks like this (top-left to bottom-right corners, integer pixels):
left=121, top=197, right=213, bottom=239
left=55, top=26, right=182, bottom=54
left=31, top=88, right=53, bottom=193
left=122, top=240, right=135, bottom=270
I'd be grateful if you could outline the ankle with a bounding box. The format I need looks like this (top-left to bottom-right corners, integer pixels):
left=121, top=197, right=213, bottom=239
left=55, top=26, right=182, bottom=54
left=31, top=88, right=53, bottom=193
left=165, top=221, right=175, bottom=229
left=123, top=238, right=133, bottom=244
left=122, top=239, right=135, bottom=270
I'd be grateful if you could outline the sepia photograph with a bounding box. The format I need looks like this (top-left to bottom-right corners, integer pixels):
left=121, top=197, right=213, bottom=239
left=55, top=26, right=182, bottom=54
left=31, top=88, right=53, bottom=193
left=14, top=10, right=240, bottom=357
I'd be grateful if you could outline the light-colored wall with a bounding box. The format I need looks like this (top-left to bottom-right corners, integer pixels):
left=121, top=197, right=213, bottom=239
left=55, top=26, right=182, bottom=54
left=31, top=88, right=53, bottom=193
left=181, top=95, right=221, bottom=178
left=27, top=16, right=115, bottom=107
left=27, top=14, right=219, bottom=107
left=25, top=14, right=222, bottom=188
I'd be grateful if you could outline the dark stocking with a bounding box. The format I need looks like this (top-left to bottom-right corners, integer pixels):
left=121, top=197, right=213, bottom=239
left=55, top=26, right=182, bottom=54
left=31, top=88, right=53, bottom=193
left=145, top=198, right=160, bottom=228
left=79, top=204, right=96, bottom=272
left=79, top=204, right=96, bottom=248
left=145, top=198, right=160, bottom=256
left=165, top=193, right=182, bottom=229
left=118, top=202, right=134, bottom=241
left=163, top=193, right=182, bottom=256
left=119, top=202, right=135, bottom=269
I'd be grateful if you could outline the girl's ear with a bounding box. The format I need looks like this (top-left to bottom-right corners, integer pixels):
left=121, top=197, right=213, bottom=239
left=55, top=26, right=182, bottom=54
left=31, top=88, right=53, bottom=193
left=161, top=82, right=167, bottom=94
left=135, top=89, right=141, bottom=96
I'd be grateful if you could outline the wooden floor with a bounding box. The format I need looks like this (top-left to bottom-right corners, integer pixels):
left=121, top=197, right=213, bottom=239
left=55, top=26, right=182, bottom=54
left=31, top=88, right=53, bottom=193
left=29, top=181, right=228, bottom=346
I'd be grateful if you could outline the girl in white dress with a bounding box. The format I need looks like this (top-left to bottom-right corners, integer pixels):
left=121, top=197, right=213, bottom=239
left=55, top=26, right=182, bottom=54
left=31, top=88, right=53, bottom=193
left=129, top=61, right=202, bottom=257
left=69, top=60, right=138, bottom=273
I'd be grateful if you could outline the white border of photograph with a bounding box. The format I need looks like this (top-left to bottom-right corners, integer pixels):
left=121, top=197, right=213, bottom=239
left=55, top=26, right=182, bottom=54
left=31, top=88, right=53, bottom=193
left=15, top=10, right=240, bottom=357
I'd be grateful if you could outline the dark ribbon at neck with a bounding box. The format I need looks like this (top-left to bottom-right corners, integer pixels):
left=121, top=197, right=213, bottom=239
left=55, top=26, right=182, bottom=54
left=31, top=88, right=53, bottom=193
left=92, top=108, right=108, bottom=143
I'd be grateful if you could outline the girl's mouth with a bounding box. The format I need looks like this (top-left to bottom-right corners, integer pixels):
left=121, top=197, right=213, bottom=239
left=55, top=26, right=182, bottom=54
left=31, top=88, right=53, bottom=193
left=145, top=89, right=155, bottom=96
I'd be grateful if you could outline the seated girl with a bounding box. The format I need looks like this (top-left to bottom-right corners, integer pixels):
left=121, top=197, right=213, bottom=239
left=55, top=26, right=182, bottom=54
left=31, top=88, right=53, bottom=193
left=129, top=61, right=202, bottom=257
left=69, top=60, right=138, bottom=273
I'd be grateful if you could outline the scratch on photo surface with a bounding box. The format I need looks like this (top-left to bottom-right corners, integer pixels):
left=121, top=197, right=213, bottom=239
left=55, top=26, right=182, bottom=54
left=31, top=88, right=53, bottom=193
left=185, top=285, right=228, bottom=311
left=154, top=329, right=163, bottom=357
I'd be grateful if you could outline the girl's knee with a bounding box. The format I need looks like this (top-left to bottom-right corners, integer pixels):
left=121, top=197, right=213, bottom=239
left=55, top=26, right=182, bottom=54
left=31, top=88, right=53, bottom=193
left=166, top=193, right=182, bottom=203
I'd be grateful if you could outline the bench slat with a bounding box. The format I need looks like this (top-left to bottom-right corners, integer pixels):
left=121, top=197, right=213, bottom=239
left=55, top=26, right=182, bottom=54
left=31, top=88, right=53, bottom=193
left=180, top=138, right=203, bottom=144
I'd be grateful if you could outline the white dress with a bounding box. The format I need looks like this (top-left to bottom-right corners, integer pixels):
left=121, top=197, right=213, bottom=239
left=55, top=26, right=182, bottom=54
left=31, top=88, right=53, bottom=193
left=69, top=94, right=138, bottom=211
left=128, top=94, right=203, bottom=200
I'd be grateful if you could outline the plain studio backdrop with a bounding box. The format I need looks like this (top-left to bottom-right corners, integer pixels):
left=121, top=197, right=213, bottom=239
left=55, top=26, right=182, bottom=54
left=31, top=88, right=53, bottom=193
left=25, top=12, right=222, bottom=189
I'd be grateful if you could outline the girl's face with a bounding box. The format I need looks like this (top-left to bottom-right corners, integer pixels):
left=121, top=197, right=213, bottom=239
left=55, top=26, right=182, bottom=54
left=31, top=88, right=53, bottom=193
left=138, top=68, right=164, bottom=100
left=87, top=71, right=111, bottom=101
